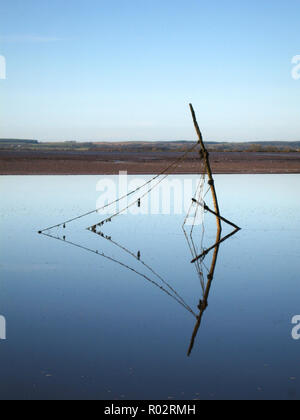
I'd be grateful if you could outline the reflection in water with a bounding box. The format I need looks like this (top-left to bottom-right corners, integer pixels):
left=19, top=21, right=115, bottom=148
left=41, top=230, right=197, bottom=317
left=185, top=225, right=240, bottom=356
left=40, top=214, right=240, bottom=356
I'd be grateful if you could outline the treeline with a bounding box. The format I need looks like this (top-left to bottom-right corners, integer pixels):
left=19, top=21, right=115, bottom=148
left=206, top=141, right=300, bottom=153
left=0, top=139, right=299, bottom=153
left=0, top=139, right=38, bottom=144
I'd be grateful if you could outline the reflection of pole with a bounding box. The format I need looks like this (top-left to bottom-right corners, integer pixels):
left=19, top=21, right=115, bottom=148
left=187, top=229, right=222, bottom=357
left=191, top=228, right=240, bottom=263
left=189, top=104, right=222, bottom=233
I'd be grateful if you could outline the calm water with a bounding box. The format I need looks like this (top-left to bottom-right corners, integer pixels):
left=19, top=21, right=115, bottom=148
left=0, top=174, right=300, bottom=400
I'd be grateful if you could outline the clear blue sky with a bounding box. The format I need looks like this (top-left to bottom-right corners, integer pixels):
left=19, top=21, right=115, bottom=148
left=0, top=0, right=299, bottom=142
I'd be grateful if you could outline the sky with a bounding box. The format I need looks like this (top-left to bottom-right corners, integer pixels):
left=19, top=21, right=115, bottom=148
left=0, top=0, right=299, bottom=142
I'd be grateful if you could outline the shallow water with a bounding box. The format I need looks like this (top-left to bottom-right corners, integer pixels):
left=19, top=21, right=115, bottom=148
left=0, top=174, right=299, bottom=400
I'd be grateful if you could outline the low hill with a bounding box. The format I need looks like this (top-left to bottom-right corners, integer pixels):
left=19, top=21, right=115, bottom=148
left=0, top=139, right=299, bottom=153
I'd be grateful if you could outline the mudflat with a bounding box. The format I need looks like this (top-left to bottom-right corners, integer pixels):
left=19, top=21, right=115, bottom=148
left=0, top=150, right=299, bottom=175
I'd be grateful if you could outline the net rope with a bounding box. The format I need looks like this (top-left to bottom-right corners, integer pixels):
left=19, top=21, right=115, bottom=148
left=182, top=154, right=207, bottom=292
left=40, top=141, right=201, bottom=233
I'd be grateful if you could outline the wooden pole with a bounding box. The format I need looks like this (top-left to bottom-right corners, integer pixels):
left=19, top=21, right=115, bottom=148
left=189, top=104, right=222, bottom=232
left=192, top=199, right=241, bottom=230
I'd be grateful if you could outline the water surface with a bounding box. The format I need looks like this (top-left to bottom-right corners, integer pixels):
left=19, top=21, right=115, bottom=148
left=0, top=174, right=299, bottom=400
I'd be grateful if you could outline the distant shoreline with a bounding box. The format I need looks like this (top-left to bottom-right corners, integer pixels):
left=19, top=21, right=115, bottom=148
left=0, top=150, right=299, bottom=175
